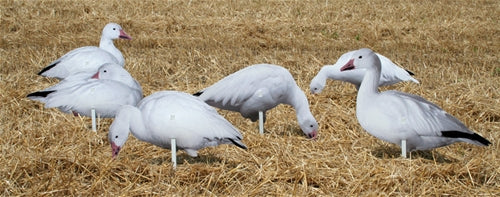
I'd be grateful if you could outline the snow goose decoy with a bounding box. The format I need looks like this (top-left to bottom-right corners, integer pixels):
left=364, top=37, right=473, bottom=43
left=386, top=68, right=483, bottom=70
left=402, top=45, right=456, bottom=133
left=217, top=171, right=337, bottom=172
left=340, top=48, right=490, bottom=157
left=310, top=50, right=419, bottom=94
left=38, top=23, right=132, bottom=80
left=109, top=91, right=247, bottom=163
left=28, top=63, right=143, bottom=127
left=194, top=64, right=319, bottom=139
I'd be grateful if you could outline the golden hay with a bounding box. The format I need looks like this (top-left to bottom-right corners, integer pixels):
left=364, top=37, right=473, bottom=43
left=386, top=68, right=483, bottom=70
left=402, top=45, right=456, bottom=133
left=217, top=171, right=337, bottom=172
left=1, top=0, right=499, bottom=196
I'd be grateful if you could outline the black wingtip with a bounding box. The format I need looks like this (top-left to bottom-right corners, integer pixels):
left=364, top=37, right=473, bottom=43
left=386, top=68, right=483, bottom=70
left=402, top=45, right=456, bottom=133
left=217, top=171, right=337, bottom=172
left=27, top=90, right=56, bottom=98
left=37, top=61, right=59, bottom=76
left=442, top=130, right=491, bottom=146
left=193, top=91, right=203, bottom=97
left=228, top=138, right=247, bottom=150
left=405, top=69, right=415, bottom=76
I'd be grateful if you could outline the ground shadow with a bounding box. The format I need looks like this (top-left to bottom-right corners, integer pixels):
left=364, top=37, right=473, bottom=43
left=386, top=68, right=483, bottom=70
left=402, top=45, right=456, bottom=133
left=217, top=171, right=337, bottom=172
left=150, top=152, right=223, bottom=166
left=370, top=145, right=457, bottom=163
left=265, top=126, right=309, bottom=139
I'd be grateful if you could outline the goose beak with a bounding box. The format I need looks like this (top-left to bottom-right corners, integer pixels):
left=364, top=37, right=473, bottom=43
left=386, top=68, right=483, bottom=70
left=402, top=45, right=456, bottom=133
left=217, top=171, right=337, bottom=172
left=119, top=30, right=132, bottom=40
left=91, top=72, right=99, bottom=79
left=308, top=130, right=318, bottom=140
left=111, top=142, right=121, bottom=159
left=340, top=59, right=355, bottom=71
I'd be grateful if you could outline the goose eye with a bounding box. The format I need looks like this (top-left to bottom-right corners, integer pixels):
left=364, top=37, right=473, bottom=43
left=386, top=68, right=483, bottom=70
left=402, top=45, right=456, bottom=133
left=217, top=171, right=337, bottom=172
left=113, top=28, right=116, bottom=30
left=314, top=88, right=318, bottom=90
left=115, top=135, right=118, bottom=139
left=358, top=56, right=362, bottom=59
left=310, top=125, right=314, bottom=128
left=103, top=70, right=107, bottom=73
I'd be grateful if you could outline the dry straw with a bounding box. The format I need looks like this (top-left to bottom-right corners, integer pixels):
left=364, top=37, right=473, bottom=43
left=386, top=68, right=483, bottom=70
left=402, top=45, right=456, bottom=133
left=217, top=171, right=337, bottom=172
left=1, top=0, right=498, bottom=196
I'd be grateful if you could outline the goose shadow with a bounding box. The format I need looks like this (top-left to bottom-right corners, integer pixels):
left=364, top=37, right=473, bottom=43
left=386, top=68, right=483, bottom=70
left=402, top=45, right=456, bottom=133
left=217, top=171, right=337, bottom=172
left=150, top=152, right=223, bottom=165
left=370, top=145, right=457, bottom=163
left=271, top=126, right=311, bottom=139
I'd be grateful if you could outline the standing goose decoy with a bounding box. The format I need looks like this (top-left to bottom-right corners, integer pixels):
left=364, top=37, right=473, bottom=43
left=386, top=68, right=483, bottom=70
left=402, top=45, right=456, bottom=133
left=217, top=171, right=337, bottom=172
left=38, top=23, right=132, bottom=79
left=194, top=64, right=319, bottom=139
left=310, top=50, right=419, bottom=94
left=28, top=63, right=143, bottom=118
left=340, top=48, right=490, bottom=157
left=109, top=91, right=247, bottom=159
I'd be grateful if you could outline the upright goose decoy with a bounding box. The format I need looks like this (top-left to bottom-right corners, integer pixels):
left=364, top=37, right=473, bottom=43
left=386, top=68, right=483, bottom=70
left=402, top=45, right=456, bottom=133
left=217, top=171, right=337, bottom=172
left=38, top=23, right=132, bottom=79
left=109, top=91, right=247, bottom=159
left=28, top=63, right=143, bottom=118
left=310, top=50, right=419, bottom=94
left=194, top=64, right=319, bottom=139
left=340, top=48, right=490, bottom=157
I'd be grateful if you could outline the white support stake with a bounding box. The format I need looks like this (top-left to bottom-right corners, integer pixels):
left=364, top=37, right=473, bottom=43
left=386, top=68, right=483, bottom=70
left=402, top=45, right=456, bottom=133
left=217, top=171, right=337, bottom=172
left=171, top=138, right=177, bottom=170
left=401, top=139, right=407, bottom=158
left=258, top=111, right=264, bottom=135
left=91, top=108, right=97, bottom=132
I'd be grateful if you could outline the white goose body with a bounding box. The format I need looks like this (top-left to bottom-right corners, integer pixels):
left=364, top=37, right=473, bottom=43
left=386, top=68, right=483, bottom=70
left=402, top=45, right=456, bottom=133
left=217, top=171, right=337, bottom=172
left=310, top=50, right=419, bottom=93
left=28, top=63, right=143, bottom=118
left=38, top=23, right=132, bottom=79
left=194, top=64, right=319, bottom=139
left=108, top=91, right=247, bottom=158
left=340, top=48, right=490, bottom=152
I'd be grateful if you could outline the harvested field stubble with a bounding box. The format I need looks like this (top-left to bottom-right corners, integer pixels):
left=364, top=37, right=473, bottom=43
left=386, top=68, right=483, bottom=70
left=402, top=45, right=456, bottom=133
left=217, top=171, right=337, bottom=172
left=1, top=0, right=499, bottom=196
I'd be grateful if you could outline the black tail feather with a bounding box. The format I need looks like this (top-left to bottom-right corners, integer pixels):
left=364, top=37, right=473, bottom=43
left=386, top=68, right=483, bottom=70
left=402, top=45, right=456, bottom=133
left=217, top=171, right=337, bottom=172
left=228, top=138, right=247, bottom=150
left=27, top=90, right=56, bottom=98
left=193, top=91, right=203, bottom=96
left=405, top=69, right=415, bottom=76
left=442, top=130, right=491, bottom=146
left=37, top=61, right=59, bottom=76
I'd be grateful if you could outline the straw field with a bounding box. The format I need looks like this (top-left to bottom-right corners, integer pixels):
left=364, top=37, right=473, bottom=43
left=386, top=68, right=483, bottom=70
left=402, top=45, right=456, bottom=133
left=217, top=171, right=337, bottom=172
left=1, top=0, right=499, bottom=196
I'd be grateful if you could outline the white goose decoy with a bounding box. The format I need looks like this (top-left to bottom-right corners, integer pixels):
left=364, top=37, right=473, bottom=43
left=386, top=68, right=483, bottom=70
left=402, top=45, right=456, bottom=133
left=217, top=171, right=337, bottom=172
left=28, top=63, right=143, bottom=118
left=194, top=64, right=319, bottom=139
left=38, top=23, right=132, bottom=79
left=340, top=48, right=490, bottom=157
left=310, top=50, right=419, bottom=94
left=108, top=91, right=247, bottom=159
